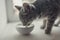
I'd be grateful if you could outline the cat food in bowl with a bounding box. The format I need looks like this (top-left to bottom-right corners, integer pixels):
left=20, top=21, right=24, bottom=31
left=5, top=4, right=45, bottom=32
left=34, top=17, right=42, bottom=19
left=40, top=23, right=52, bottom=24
left=16, top=24, right=34, bottom=35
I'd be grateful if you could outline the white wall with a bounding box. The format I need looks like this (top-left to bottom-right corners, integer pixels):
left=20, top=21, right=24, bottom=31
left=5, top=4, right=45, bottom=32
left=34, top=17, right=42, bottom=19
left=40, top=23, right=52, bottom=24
left=5, top=0, right=20, bottom=23
left=0, top=0, right=7, bottom=32
left=22, top=0, right=36, bottom=3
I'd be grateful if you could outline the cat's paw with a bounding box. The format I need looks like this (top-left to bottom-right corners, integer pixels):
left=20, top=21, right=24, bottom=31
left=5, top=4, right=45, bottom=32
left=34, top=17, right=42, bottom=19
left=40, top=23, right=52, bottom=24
left=45, top=30, right=51, bottom=34
left=54, top=24, right=58, bottom=27
left=40, top=26, right=45, bottom=29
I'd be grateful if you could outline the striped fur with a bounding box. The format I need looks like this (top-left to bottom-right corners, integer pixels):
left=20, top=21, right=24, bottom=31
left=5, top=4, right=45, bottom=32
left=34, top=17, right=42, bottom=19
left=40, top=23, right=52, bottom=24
left=16, top=0, right=60, bottom=34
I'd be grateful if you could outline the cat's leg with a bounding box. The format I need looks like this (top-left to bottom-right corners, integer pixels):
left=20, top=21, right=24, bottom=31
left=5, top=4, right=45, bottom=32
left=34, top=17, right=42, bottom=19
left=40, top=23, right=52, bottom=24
left=45, top=19, right=55, bottom=34
left=41, top=18, right=47, bottom=29
left=54, top=18, right=60, bottom=26
left=45, top=9, right=58, bottom=34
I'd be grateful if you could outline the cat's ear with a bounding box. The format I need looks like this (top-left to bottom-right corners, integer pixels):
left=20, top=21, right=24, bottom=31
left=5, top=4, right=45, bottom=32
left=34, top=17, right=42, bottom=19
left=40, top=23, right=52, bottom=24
left=15, top=5, right=21, bottom=11
left=23, top=3, right=31, bottom=12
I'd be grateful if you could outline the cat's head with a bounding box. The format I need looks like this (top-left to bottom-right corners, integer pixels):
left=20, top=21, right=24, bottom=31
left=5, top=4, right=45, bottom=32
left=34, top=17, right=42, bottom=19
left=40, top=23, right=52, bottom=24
left=15, top=3, right=36, bottom=26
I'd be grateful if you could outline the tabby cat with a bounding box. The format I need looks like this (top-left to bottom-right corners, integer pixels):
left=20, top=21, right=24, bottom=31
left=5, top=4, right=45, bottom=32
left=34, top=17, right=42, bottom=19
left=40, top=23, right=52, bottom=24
left=15, top=0, right=60, bottom=34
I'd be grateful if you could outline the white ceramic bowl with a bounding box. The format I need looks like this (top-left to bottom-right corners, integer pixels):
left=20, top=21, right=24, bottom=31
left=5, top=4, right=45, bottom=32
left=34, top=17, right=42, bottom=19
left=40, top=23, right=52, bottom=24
left=16, top=24, right=34, bottom=35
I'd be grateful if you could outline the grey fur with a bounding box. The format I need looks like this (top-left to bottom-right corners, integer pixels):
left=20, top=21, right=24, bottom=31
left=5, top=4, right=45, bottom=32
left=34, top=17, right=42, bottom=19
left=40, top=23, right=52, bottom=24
left=16, top=0, right=60, bottom=34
